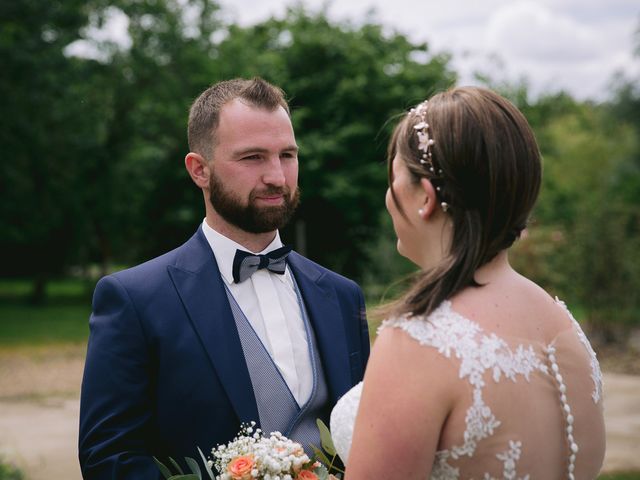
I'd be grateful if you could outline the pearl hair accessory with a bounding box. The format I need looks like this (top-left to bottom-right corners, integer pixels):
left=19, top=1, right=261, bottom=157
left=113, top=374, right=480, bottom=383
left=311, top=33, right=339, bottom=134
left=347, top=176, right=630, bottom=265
left=410, top=100, right=450, bottom=213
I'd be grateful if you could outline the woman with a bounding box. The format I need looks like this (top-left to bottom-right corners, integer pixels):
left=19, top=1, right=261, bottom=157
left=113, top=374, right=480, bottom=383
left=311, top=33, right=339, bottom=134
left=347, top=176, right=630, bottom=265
left=330, top=87, right=605, bottom=479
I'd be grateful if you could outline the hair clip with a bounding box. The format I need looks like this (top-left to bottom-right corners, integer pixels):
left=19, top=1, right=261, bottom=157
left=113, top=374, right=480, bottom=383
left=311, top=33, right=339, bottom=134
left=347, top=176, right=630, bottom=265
left=410, top=101, right=450, bottom=214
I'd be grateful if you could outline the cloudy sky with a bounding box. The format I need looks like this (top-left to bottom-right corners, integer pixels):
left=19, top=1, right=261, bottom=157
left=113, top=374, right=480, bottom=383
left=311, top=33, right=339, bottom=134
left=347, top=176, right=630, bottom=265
left=216, top=0, right=639, bottom=100
left=75, top=0, right=639, bottom=101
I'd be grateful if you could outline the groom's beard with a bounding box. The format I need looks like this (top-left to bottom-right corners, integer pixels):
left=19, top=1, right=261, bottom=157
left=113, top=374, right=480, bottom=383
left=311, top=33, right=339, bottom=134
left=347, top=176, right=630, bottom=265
left=209, top=170, right=300, bottom=234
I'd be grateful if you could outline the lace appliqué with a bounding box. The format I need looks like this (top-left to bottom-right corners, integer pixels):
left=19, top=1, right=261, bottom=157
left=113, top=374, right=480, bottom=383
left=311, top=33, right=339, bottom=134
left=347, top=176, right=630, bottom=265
left=554, top=297, right=603, bottom=403
left=483, top=441, right=530, bottom=480
left=380, top=301, right=548, bottom=480
left=330, top=381, right=363, bottom=463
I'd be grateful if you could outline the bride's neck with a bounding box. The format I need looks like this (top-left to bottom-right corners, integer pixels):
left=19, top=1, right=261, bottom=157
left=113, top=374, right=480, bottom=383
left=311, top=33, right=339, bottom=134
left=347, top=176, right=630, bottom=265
left=473, top=250, right=513, bottom=284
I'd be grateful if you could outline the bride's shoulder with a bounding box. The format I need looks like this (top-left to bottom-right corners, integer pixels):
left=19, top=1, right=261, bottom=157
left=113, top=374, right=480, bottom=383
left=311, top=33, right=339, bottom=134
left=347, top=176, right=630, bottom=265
left=378, top=300, right=482, bottom=353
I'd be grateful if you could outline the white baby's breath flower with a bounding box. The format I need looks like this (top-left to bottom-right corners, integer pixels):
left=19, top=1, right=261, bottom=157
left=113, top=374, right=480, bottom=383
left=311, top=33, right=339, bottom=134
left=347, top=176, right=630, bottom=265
left=211, top=422, right=319, bottom=480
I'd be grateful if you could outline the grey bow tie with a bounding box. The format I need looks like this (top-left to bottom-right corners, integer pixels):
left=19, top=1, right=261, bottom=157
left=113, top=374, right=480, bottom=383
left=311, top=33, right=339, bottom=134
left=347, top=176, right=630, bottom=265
left=232, top=245, right=293, bottom=283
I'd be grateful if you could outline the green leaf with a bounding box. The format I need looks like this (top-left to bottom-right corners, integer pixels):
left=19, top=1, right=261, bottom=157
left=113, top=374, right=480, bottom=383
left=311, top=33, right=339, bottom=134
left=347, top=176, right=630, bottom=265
left=316, top=419, right=336, bottom=456
left=169, top=457, right=185, bottom=475
left=185, top=457, right=202, bottom=478
left=152, top=457, right=174, bottom=479
left=167, top=475, right=200, bottom=480
left=310, top=443, right=332, bottom=466
left=198, top=447, right=215, bottom=480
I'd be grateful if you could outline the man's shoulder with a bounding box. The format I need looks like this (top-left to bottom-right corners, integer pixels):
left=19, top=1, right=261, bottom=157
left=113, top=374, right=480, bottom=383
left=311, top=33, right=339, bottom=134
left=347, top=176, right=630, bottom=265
left=113, top=248, right=179, bottom=278
left=104, top=229, right=205, bottom=286
left=289, top=251, right=361, bottom=293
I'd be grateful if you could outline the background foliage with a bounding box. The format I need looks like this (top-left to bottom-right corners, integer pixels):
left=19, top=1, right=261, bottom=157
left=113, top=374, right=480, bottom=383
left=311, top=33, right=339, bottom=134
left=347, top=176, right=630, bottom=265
left=0, top=0, right=638, bottom=336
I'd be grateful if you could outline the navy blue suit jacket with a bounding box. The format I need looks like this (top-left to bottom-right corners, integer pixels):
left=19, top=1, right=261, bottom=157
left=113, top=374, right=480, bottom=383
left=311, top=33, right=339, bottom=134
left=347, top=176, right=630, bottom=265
left=78, top=228, right=370, bottom=479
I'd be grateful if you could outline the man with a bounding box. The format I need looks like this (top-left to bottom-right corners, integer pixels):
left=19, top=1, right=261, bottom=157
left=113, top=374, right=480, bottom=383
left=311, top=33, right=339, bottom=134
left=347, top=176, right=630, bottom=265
left=78, top=77, right=370, bottom=478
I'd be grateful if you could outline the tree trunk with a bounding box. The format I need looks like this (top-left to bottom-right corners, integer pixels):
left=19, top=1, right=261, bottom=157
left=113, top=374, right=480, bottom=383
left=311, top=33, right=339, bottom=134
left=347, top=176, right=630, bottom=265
left=30, top=274, right=46, bottom=305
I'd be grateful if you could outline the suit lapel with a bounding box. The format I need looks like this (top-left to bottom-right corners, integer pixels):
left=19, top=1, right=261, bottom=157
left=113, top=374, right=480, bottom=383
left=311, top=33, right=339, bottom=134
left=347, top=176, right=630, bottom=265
left=168, top=229, right=259, bottom=424
left=288, top=253, right=352, bottom=403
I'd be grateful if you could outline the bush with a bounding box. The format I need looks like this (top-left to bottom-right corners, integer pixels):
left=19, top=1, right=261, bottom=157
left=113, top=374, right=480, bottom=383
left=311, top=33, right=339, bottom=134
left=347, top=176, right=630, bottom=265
left=0, top=458, right=23, bottom=480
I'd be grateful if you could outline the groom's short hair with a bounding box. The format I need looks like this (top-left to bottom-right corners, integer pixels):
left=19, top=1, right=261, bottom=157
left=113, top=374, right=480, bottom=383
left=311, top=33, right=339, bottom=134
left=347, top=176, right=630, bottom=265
left=188, top=77, right=290, bottom=160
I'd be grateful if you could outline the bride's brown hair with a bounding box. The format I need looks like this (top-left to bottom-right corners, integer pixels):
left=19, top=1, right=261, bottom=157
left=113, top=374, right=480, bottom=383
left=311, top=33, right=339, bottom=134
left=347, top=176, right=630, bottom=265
left=385, top=86, right=542, bottom=318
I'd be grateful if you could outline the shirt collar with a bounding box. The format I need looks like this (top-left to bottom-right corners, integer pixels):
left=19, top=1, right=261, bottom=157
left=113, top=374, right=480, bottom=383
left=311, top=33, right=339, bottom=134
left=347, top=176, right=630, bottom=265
left=201, top=219, right=285, bottom=285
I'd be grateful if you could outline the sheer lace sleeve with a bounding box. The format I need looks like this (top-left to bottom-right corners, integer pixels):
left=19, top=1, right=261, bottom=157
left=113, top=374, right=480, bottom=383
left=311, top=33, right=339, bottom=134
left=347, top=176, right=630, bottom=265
left=331, top=300, right=605, bottom=479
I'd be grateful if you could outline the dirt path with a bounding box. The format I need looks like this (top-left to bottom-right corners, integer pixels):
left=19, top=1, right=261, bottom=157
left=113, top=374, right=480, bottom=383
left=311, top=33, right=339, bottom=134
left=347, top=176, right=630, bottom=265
left=600, top=372, right=640, bottom=473
left=0, top=346, right=638, bottom=479
left=0, top=345, right=85, bottom=480
left=0, top=396, right=81, bottom=479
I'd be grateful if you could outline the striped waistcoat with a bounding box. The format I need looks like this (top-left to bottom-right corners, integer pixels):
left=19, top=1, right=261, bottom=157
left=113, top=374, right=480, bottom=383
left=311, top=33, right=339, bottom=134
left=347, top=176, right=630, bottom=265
left=223, top=277, right=329, bottom=452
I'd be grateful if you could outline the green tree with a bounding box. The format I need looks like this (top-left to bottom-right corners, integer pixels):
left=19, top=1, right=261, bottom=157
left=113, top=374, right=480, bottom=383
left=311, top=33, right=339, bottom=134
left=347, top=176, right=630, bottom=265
left=214, top=7, right=456, bottom=278
left=510, top=90, right=640, bottom=335
left=1, top=1, right=456, bottom=295
left=0, top=0, right=110, bottom=302
left=0, top=0, right=226, bottom=298
left=77, top=0, right=225, bottom=268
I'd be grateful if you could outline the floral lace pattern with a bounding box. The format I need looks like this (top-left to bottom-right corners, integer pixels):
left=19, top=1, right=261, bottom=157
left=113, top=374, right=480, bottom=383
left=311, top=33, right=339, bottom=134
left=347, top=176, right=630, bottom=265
left=330, top=381, right=363, bottom=463
left=554, top=297, right=603, bottom=403
left=381, top=301, right=549, bottom=479
left=330, top=299, right=604, bottom=479
left=484, top=440, right=530, bottom=480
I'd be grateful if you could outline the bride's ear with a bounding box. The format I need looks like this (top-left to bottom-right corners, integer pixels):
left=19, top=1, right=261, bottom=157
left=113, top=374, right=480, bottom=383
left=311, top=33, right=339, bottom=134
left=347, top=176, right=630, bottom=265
left=417, top=177, right=438, bottom=220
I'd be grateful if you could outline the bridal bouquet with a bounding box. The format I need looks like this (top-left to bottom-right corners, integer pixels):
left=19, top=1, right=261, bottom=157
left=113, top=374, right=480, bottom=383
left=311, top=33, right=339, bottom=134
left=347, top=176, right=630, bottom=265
left=155, top=422, right=333, bottom=480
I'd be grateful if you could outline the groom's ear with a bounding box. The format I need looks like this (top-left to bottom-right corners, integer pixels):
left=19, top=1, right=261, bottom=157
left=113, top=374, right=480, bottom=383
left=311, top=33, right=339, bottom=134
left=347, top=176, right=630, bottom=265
left=185, top=152, right=211, bottom=189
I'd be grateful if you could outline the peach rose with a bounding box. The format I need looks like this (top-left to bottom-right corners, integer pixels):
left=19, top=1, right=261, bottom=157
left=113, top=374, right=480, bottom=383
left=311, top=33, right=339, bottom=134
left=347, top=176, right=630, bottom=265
left=227, top=455, right=254, bottom=480
left=296, top=470, right=319, bottom=480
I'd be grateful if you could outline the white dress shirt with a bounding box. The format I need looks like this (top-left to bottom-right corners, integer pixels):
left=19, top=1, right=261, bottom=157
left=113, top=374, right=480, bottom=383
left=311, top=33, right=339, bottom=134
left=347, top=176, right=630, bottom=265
left=201, top=220, right=313, bottom=406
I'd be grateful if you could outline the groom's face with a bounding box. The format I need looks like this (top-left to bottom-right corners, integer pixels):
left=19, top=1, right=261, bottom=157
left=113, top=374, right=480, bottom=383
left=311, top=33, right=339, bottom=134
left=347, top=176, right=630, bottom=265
left=207, top=99, right=300, bottom=234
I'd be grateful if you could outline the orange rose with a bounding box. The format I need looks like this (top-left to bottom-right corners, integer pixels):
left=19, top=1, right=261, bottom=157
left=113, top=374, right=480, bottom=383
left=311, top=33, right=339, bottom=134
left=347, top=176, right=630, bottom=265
left=227, top=455, right=255, bottom=480
left=296, top=470, right=319, bottom=480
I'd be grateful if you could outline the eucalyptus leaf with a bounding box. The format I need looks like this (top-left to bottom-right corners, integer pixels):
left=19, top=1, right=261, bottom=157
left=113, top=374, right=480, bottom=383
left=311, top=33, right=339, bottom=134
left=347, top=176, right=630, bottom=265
left=153, top=456, right=174, bottom=479
left=310, top=443, right=332, bottom=466
left=185, top=457, right=202, bottom=478
left=198, top=447, right=215, bottom=480
left=316, top=419, right=336, bottom=456
left=169, top=457, right=185, bottom=475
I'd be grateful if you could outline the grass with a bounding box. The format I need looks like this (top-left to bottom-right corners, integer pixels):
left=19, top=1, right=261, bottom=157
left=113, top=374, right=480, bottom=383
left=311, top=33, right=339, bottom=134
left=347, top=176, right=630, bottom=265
left=0, top=277, right=94, bottom=302
left=0, top=304, right=90, bottom=346
left=0, top=278, right=92, bottom=346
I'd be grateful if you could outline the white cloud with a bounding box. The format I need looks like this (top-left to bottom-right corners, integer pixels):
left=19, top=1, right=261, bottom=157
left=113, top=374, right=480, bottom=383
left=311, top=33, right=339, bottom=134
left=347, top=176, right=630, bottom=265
left=487, top=1, right=605, bottom=63
left=218, top=0, right=289, bottom=25
left=95, top=0, right=638, bottom=99
left=302, top=0, right=638, bottom=99
left=65, top=7, right=131, bottom=61
left=475, top=1, right=639, bottom=98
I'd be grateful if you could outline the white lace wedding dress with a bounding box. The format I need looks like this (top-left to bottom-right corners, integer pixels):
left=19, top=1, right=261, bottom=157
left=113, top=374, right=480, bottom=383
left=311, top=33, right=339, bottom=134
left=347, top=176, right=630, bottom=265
left=330, top=299, right=605, bottom=479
